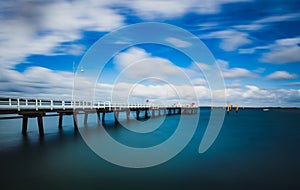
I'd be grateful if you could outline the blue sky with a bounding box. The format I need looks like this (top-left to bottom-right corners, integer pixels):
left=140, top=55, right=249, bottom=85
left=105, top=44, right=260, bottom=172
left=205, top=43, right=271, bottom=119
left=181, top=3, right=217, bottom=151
left=0, top=0, right=300, bottom=107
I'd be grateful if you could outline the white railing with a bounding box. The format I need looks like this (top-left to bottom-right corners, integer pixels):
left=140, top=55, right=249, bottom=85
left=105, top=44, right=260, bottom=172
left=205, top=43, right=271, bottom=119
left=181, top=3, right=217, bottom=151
left=0, top=97, right=197, bottom=111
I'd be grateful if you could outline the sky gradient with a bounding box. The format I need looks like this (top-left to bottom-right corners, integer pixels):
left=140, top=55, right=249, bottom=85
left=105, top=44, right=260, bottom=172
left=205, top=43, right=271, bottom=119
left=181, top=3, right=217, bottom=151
left=1, top=0, right=300, bottom=107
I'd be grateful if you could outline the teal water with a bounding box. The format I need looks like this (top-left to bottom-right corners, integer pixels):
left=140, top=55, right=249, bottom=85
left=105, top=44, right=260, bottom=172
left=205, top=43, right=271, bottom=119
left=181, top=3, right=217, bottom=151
left=0, top=108, right=299, bottom=190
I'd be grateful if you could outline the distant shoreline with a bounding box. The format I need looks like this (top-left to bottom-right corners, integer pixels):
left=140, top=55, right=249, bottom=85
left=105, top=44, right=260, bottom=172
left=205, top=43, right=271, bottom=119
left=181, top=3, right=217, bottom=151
left=200, top=106, right=300, bottom=109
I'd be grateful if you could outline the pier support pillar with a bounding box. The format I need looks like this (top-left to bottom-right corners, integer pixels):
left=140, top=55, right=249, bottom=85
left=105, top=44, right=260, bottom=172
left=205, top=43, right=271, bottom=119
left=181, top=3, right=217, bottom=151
left=114, top=111, right=119, bottom=124
left=84, top=112, right=88, bottom=125
left=102, top=111, right=106, bottom=123
left=126, top=110, right=130, bottom=120
left=163, top=108, right=166, bottom=116
left=73, top=112, right=78, bottom=131
left=152, top=109, right=155, bottom=118
left=37, top=115, right=44, bottom=137
left=136, top=110, right=140, bottom=120
left=58, top=113, right=63, bottom=129
left=22, top=115, right=28, bottom=135
left=96, top=111, right=101, bottom=125
left=145, top=110, right=149, bottom=119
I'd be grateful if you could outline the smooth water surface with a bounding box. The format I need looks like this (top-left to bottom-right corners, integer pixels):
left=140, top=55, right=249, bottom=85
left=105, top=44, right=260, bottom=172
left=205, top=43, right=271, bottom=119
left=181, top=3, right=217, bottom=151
left=0, top=108, right=299, bottom=190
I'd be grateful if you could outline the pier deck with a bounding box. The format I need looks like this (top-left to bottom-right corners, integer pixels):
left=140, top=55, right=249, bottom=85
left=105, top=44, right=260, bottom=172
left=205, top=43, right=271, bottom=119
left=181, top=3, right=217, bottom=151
left=0, top=97, right=198, bottom=137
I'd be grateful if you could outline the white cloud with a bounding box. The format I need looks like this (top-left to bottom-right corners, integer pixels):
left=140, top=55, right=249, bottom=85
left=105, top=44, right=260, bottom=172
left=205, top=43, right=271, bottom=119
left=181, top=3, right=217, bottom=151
left=255, top=13, right=300, bottom=24
left=234, top=24, right=263, bottom=31
left=223, top=68, right=256, bottom=79
left=105, top=80, right=203, bottom=105
left=113, top=47, right=190, bottom=83
left=241, top=85, right=276, bottom=102
left=217, top=59, right=256, bottom=79
left=41, top=1, right=124, bottom=32
left=0, top=0, right=125, bottom=68
left=0, top=0, right=255, bottom=70
left=225, top=85, right=278, bottom=107
left=260, top=37, right=300, bottom=64
left=195, top=62, right=211, bottom=71
left=266, top=71, right=298, bottom=80
left=113, top=47, right=150, bottom=69
left=55, top=44, right=86, bottom=56
left=110, top=47, right=214, bottom=104
left=234, top=12, right=300, bottom=31
left=119, top=57, right=181, bottom=79
left=0, top=0, right=126, bottom=101
left=0, top=66, right=73, bottom=99
left=273, top=89, right=300, bottom=106
left=112, top=82, right=300, bottom=107
left=0, top=65, right=103, bottom=100
left=276, top=37, right=300, bottom=46
left=191, top=59, right=257, bottom=82
left=241, top=37, right=300, bottom=64
left=192, top=78, right=207, bottom=86
left=125, top=0, right=191, bottom=19
left=165, top=37, right=191, bottom=48
left=238, top=48, right=256, bottom=54
left=123, top=0, right=251, bottom=19
left=1, top=65, right=300, bottom=107
left=197, top=22, right=219, bottom=30
left=226, top=83, right=243, bottom=88
left=283, top=82, right=300, bottom=86
left=200, top=30, right=252, bottom=51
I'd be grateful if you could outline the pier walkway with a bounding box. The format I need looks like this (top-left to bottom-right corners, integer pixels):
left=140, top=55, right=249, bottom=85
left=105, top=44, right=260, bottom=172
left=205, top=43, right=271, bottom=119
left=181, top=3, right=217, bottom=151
left=0, top=97, right=198, bottom=137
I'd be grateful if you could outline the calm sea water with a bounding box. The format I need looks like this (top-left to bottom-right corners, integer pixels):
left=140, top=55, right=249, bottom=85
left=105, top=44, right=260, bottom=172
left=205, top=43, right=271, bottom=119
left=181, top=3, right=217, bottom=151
left=0, top=108, right=299, bottom=190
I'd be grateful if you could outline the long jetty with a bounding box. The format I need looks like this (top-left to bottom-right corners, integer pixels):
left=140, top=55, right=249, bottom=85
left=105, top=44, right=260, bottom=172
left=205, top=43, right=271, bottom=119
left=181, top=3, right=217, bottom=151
left=0, top=97, right=198, bottom=137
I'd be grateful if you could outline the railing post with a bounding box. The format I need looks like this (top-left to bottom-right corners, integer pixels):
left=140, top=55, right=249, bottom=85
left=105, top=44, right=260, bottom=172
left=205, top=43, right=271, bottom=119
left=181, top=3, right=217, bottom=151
left=39, top=100, right=42, bottom=106
left=50, top=100, right=53, bottom=110
left=25, top=99, right=28, bottom=106
left=9, top=98, right=12, bottom=106
left=17, top=98, right=20, bottom=111
left=35, top=99, right=38, bottom=110
left=62, top=100, right=65, bottom=110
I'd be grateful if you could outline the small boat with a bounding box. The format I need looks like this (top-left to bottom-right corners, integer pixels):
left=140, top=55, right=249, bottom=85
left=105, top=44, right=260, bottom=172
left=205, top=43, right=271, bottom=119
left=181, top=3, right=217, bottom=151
left=263, top=108, right=269, bottom=112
